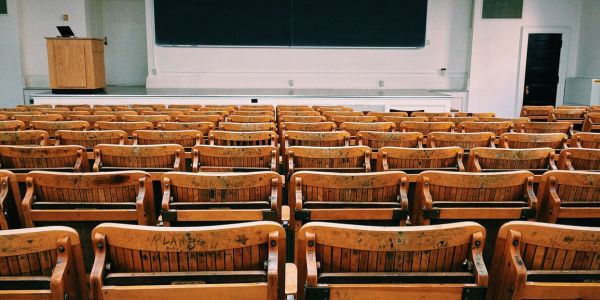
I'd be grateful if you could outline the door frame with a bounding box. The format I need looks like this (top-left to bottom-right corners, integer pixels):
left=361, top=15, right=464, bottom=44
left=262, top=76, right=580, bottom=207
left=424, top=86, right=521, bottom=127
left=515, top=26, right=571, bottom=116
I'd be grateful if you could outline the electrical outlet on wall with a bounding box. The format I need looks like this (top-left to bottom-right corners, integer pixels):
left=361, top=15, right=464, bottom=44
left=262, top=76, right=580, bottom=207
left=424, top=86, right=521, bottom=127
left=378, top=80, right=385, bottom=87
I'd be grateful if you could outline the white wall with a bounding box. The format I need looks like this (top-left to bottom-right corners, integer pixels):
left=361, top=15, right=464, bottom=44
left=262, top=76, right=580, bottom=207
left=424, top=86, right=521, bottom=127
left=17, top=0, right=88, bottom=88
left=468, top=0, right=582, bottom=117
left=146, top=0, right=474, bottom=90
left=576, top=0, right=600, bottom=78
left=0, top=0, right=24, bottom=105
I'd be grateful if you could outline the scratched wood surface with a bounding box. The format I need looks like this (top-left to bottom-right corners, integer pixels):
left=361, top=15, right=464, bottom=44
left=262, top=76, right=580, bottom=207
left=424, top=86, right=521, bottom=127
left=30, top=121, right=88, bottom=138
left=340, top=122, right=395, bottom=137
left=570, top=132, right=600, bottom=148
left=549, top=109, right=586, bottom=125
left=0, top=130, right=49, bottom=146
left=558, top=148, right=600, bottom=171
left=0, top=120, right=26, bottom=131
left=582, top=112, right=600, bottom=132
left=357, top=132, right=423, bottom=150
left=93, top=144, right=185, bottom=172
left=467, top=148, right=556, bottom=172
left=192, top=145, right=277, bottom=172
left=219, top=122, right=275, bottom=132
left=428, top=132, right=495, bottom=150
left=500, top=133, right=568, bottom=149
left=520, top=106, right=553, bottom=121
left=14, top=114, right=63, bottom=129
left=330, top=116, right=376, bottom=127
left=458, top=121, right=513, bottom=136
left=158, top=122, right=215, bottom=135
left=376, top=147, right=464, bottom=172
left=0, top=145, right=88, bottom=172
left=133, top=130, right=203, bottom=147
left=209, top=131, right=277, bottom=147
left=96, top=121, right=154, bottom=137
left=56, top=130, right=126, bottom=148
left=431, top=116, right=479, bottom=125
left=454, top=112, right=495, bottom=118
left=400, top=122, right=454, bottom=136
left=286, top=146, right=371, bottom=176
left=521, top=122, right=574, bottom=136
left=537, top=171, right=600, bottom=223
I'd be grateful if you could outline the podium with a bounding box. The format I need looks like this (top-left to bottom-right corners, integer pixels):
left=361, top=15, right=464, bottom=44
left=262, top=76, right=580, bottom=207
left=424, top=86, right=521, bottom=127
left=46, top=37, right=106, bottom=93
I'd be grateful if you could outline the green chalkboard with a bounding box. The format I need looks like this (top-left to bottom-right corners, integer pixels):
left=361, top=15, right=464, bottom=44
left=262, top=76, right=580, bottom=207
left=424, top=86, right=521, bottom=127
left=483, top=0, right=523, bottom=19
left=0, top=0, right=7, bottom=15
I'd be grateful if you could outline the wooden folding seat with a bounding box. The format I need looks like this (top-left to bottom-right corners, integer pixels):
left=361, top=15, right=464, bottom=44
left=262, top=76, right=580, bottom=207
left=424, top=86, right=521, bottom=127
left=411, top=111, right=453, bottom=119
left=219, top=122, right=275, bottom=132
left=30, top=120, right=89, bottom=138
left=0, top=130, right=49, bottom=146
left=158, top=121, right=214, bottom=135
left=0, top=226, right=88, bottom=299
left=187, top=110, right=229, bottom=116
left=376, top=146, right=464, bottom=172
left=281, top=121, right=335, bottom=132
left=231, top=110, right=275, bottom=116
left=95, top=105, right=129, bottom=111
left=582, top=112, right=600, bottom=132
left=157, top=108, right=195, bottom=114
left=141, top=110, right=185, bottom=118
left=200, top=106, right=237, bottom=114
left=95, top=110, right=136, bottom=121
left=133, top=130, right=202, bottom=147
left=69, top=114, right=118, bottom=128
left=0, top=107, right=27, bottom=112
left=209, top=130, right=277, bottom=146
left=488, top=221, right=600, bottom=300
left=521, top=121, right=573, bottom=136
left=381, top=116, right=427, bottom=129
left=0, top=170, right=22, bottom=229
left=0, top=145, right=89, bottom=172
left=365, top=111, right=409, bottom=120
left=177, top=114, right=223, bottom=126
left=168, top=104, right=202, bottom=110
left=323, top=112, right=365, bottom=123
left=131, top=104, right=166, bottom=110
left=130, top=107, right=155, bottom=114
left=88, top=107, right=113, bottom=112
left=458, top=121, right=513, bottom=136
left=481, top=117, right=530, bottom=127
left=431, top=116, right=479, bottom=124
left=454, top=112, right=496, bottom=118
left=278, top=110, right=321, bottom=117
left=17, top=104, right=52, bottom=110
left=57, top=104, right=91, bottom=110
left=0, top=120, right=26, bottom=131
left=570, top=132, right=600, bottom=148
left=279, top=116, right=327, bottom=124
left=56, top=130, right=127, bottom=149
left=315, top=106, right=353, bottom=112
left=45, top=109, right=91, bottom=118
left=192, top=145, right=277, bottom=172
left=357, top=131, right=423, bottom=150
left=227, top=115, right=275, bottom=123
left=290, top=172, right=409, bottom=237
left=520, top=105, right=553, bottom=121
left=500, top=132, right=568, bottom=149
left=467, top=148, right=557, bottom=174
left=428, top=132, right=495, bottom=150
left=0, top=114, right=7, bottom=121
left=286, top=146, right=371, bottom=176
left=277, top=105, right=313, bottom=110
left=340, top=121, right=395, bottom=137
left=90, top=221, right=285, bottom=300
left=549, top=109, right=586, bottom=129
left=122, top=114, right=170, bottom=128
left=296, top=221, right=487, bottom=300
left=557, top=105, right=589, bottom=111
left=400, top=121, right=454, bottom=136
left=0, top=110, right=41, bottom=120
left=96, top=121, right=153, bottom=137
left=93, top=144, right=185, bottom=172
left=284, top=131, right=350, bottom=151
left=14, top=114, right=63, bottom=129
left=558, top=148, right=600, bottom=171
left=239, top=105, right=274, bottom=111
left=161, top=171, right=282, bottom=225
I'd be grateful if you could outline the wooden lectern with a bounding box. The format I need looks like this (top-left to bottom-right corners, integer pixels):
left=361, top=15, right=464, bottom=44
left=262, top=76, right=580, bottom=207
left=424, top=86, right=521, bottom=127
left=46, top=37, right=106, bottom=92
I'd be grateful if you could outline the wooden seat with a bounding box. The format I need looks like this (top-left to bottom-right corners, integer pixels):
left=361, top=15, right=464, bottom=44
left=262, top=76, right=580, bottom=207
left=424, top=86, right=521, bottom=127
left=290, top=171, right=409, bottom=237
left=366, top=111, right=409, bottom=120
left=209, top=130, right=278, bottom=146
left=499, top=132, right=568, bottom=149
left=296, top=221, right=487, bottom=300
left=131, top=104, right=166, bottom=110
left=96, top=121, right=154, bottom=137
left=558, top=148, right=600, bottom=171
left=277, top=105, right=314, bottom=111
left=95, top=105, right=130, bottom=111
left=520, top=105, right=553, bottom=121
left=570, top=132, right=600, bottom=148
left=0, top=130, right=49, bottom=146
left=411, top=111, right=453, bottom=119
left=0, top=120, right=25, bottom=131
left=315, top=106, right=353, bottom=112
left=158, top=121, right=214, bottom=135
left=382, top=116, right=428, bottom=129
left=158, top=108, right=195, bottom=114
left=0, top=170, right=22, bottom=229
left=0, top=145, right=88, bottom=172
left=93, top=144, right=185, bottom=172
left=582, top=112, right=600, bottom=132
left=30, top=120, right=89, bottom=138
left=0, top=226, right=88, bottom=300
left=239, top=105, right=274, bottom=111
left=176, top=114, right=223, bottom=125
left=141, top=110, right=186, bottom=118
left=56, top=104, right=91, bottom=110
left=278, top=111, right=321, bottom=117
left=192, top=145, right=277, bottom=172
left=357, top=131, right=423, bottom=150
left=321, top=111, right=362, bottom=120
left=129, top=107, right=155, bottom=115
left=14, top=114, right=63, bottom=129
left=340, top=122, right=395, bottom=137
left=85, top=106, right=113, bottom=112
left=428, top=132, right=496, bottom=150
left=95, top=110, right=137, bottom=120
left=400, top=121, right=454, bottom=136
left=90, top=221, right=285, bottom=300
left=56, top=130, right=127, bottom=149
left=286, top=146, right=371, bottom=176
left=17, top=104, right=52, bottom=109
left=219, top=122, right=275, bottom=132
left=454, top=112, right=496, bottom=118
left=557, top=105, right=589, bottom=111
left=0, top=110, right=42, bottom=120
left=376, top=146, right=464, bottom=172
left=536, top=171, right=600, bottom=223
left=133, top=130, right=202, bottom=147
left=549, top=109, right=586, bottom=129
left=521, top=121, right=574, bottom=136
left=202, top=105, right=237, bottom=112
left=50, top=110, right=92, bottom=118
left=122, top=115, right=170, bottom=128
left=188, top=110, right=229, bottom=116
left=69, top=114, right=118, bottom=128
left=458, top=121, right=513, bottom=136
left=430, top=116, right=479, bottom=124
left=330, top=116, right=376, bottom=127
left=227, top=115, right=275, bottom=123
left=231, top=110, right=275, bottom=116
left=488, top=221, right=600, bottom=300
left=161, top=171, right=282, bottom=225
left=279, top=115, right=327, bottom=123
left=481, top=117, right=530, bottom=128
left=168, top=104, right=202, bottom=110
left=284, top=131, right=350, bottom=148
left=467, top=147, right=557, bottom=174
left=281, top=122, right=336, bottom=132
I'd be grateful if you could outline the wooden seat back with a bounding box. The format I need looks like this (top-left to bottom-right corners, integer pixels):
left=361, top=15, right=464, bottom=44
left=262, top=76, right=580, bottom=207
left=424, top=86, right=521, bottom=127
left=558, top=148, right=600, bottom=171
left=321, top=111, right=363, bottom=119
left=158, top=108, right=195, bottom=114
left=0, top=120, right=25, bottom=131
left=93, top=144, right=185, bottom=172
left=131, top=104, right=166, bottom=110
left=537, top=171, right=600, bottom=223
left=57, top=104, right=91, bottom=109
left=0, top=110, right=42, bottom=120
left=14, top=114, right=64, bottom=129
left=411, top=111, right=453, bottom=118
left=68, top=114, right=118, bottom=128
left=188, top=110, right=229, bottom=116
left=557, top=105, right=588, bottom=111
left=357, top=131, right=423, bottom=150
left=227, top=115, right=275, bottom=123
left=500, top=132, right=568, bottom=149
left=158, top=121, right=214, bottom=135
left=550, top=108, right=587, bottom=124
left=340, top=122, right=395, bottom=137
left=0, top=226, right=87, bottom=299
left=481, top=117, right=530, bottom=127
left=0, top=170, right=22, bottom=229
left=202, top=105, right=237, bottom=112
left=279, top=115, right=327, bottom=123
left=467, top=147, right=556, bottom=173
left=296, top=221, right=487, bottom=300
left=95, top=105, right=129, bottom=111
left=281, top=121, right=335, bottom=132
left=231, top=110, right=274, bottom=116
left=489, top=221, right=600, bottom=300
left=176, top=114, right=223, bottom=125
left=133, top=130, right=202, bottom=147
left=50, top=110, right=91, bottom=118
left=278, top=111, right=321, bottom=117
left=570, top=132, right=600, bottom=148
left=168, top=104, right=202, bottom=110
left=366, top=111, right=409, bottom=120
left=454, top=112, right=496, bottom=118
left=520, top=105, right=553, bottom=121
left=209, top=130, right=277, bottom=146
left=56, top=130, right=127, bottom=149
left=582, top=112, right=600, bottom=132
left=96, top=121, right=154, bottom=137
left=0, top=130, right=49, bottom=146
left=315, top=106, right=353, bottom=112
left=161, top=171, right=282, bottom=225
left=382, top=116, right=428, bottom=129
left=95, top=110, right=137, bottom=120
left=428, top=132, right=496, bottom=150
left=192, top=145, right=277, bottom=172
left=431, top=116, right=479, bottom=124
left=459, top=121, right=513, bottom=136
left=219, top=122, right=275, bottom=132
left=239, top=105, right=274, bottom=111
left=30, top=120, right=89, bottom=138
left=413, top=171, right=536, bottom=225
left=286, top=146, right=371, bottom=176
left=376, top=146, right=464, bottom=172
left=400, top=121, right=454, bottom=136
left=284, top=131, right=350, bottom=148
left=330, top=116, right=376, bottom=127
left=141, top=110, right=185, bottom=118
left=521, top=121, right=573, bottom=135
left=0, top=145, right=88, bottom=172
left=276, top=105, right=314, bottom=111
left=122, top=115, right=170, bottom=128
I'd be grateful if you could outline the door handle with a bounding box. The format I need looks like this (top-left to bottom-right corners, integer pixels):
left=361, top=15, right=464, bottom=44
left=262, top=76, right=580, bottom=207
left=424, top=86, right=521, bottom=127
left=525, top=85, right=530, bottom=96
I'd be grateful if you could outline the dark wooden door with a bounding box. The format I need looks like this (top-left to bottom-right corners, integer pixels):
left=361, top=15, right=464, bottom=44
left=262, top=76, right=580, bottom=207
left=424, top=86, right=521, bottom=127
left=523, top=33, right=562, bottom=106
